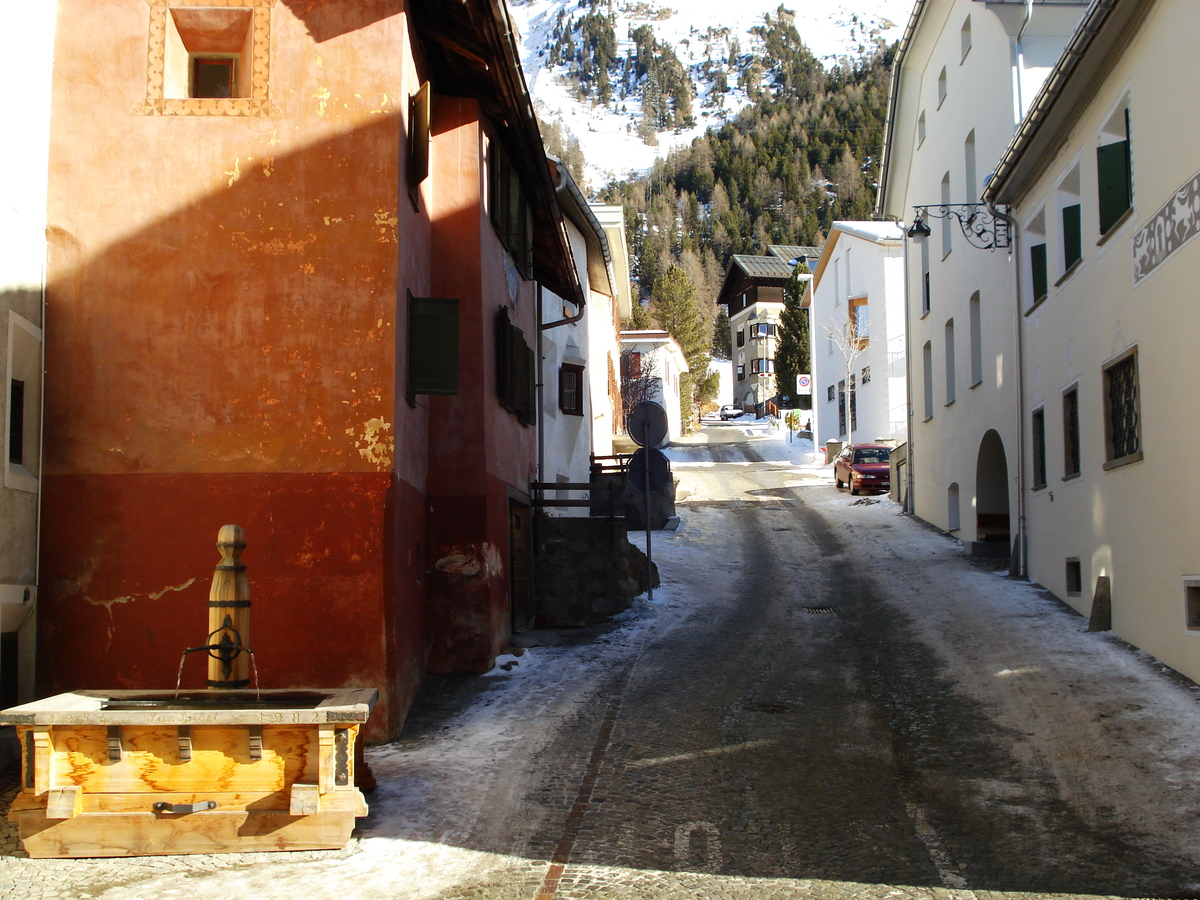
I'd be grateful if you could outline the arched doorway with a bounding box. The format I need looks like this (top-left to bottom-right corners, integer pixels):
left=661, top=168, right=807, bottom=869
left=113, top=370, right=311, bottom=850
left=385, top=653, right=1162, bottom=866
left=975, top=430, right=1010, bottom=552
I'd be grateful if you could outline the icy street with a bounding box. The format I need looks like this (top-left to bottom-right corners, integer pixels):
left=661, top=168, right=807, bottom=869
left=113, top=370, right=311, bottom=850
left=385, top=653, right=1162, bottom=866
left=6, top=419, right=1200, bottom=899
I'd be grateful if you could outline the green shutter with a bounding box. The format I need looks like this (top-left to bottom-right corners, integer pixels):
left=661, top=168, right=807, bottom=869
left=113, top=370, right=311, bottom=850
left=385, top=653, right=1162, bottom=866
left=1062, top=204, right=1082, bottom=269
left=408, top=295, right=459, bottom=395
left=1030, top=243, right=1048, bottom=302
left=1097, top=139, right=1132, bottom=234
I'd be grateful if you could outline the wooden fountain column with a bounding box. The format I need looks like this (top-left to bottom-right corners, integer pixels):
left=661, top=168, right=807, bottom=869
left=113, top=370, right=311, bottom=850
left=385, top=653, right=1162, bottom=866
left=207, top=524, right=251, bottom=689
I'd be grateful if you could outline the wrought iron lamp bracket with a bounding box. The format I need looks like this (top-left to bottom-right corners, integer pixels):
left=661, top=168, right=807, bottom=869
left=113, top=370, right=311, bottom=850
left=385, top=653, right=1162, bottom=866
left=909, top=203, right=1011, bottom=251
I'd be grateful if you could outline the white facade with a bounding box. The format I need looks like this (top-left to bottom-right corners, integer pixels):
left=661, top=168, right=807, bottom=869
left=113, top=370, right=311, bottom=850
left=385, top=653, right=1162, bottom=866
left=619, top=331, right=688, bottom=446
left=540, top=167, right=624, bottom=514
left=1, top=4, right=55, bottom=707
left=808, top=222, right=905, bottom=451
left=877, top=0, right=1086, bottom=543
left=730, top=300, right=783, bottom=410
left=590, top=205, right=632, bottom=457
left=985, top=0, right=1200, bottom=686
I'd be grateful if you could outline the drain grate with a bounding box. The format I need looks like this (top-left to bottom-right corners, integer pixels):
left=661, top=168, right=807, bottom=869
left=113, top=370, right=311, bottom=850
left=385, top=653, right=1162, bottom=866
left=743, top=701, right=796, bottom=715
left=804, top=606, right=839, bottom=615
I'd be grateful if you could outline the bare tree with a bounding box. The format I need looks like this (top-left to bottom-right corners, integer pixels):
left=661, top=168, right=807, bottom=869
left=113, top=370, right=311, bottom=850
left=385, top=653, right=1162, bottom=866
left=822, top=311, right=870, bottom=447
left=619, top=347, right=661, bottom=418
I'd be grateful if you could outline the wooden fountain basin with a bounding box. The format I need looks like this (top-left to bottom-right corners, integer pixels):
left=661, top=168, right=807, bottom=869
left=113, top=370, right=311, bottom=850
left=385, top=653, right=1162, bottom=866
left=1, top=688, right=377, bottom=858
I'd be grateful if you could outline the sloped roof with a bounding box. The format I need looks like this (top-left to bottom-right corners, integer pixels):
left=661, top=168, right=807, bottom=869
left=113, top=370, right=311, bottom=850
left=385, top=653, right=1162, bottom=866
left=984, top=0, right=1152, bottom=206
left=729, top=253, right=794, bottom=280
left=409, top=0, right=582, bottom=306
left=768, top=244, right=822, bottom=265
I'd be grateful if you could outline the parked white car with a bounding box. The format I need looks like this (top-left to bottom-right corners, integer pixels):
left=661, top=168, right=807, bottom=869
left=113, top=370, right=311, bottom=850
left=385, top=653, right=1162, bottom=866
left=719, top=405, right=744, bottom=420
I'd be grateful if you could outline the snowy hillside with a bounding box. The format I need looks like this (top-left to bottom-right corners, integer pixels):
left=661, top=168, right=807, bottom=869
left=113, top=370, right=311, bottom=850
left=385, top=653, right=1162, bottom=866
left=509, top=0, right=914, bottom=190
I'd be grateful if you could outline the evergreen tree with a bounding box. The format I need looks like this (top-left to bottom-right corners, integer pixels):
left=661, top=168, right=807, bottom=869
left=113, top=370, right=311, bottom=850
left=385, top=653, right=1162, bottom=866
left=712, top=307, right=732, bottom=358
left=775, top=261, right=811, bottom=409
left=650, top=266, right=717, bottom=427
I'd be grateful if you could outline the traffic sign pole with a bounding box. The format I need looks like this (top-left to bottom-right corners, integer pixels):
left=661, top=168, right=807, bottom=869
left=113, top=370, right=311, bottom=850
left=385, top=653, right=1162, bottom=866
left=642, top=418, right=653, bottom=602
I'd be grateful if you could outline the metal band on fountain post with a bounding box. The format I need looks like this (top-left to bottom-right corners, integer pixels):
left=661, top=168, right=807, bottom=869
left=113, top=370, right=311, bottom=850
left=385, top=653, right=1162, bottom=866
left=207, top=524, right=251, bottom=689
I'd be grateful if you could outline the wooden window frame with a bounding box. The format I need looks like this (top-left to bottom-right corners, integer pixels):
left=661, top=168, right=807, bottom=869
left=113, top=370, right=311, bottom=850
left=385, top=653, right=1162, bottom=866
left=559, top=363, right=585, bottom=416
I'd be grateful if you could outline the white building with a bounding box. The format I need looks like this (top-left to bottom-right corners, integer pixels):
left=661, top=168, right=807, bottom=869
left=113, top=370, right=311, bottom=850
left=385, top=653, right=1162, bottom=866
left=619, top=330, right=688, bottom=446
left=717, top=245, right=817, bottom=414
left=590, top=205, right=634, bottom=457
left=539, top=164, right=626, bottom=514
left=807, top=222, right=906, bottom=452
left=983, top=0, right=1200, bottom=686
left=876, top=0, right=1087, bottom=552
left=1, top=6, right=55, bottom=712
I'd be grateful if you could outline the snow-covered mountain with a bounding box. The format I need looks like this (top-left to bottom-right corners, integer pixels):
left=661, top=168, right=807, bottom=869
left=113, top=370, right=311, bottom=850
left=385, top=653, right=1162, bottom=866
left=508, top=0, right=913, bottom=190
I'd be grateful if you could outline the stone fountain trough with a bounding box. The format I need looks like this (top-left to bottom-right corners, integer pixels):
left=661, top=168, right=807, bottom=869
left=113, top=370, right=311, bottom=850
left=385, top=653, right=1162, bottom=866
left=0, top=526, right=378, bottom=858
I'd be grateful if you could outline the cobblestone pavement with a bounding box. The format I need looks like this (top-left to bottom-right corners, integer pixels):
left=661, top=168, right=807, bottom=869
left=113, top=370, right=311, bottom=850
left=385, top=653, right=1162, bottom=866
left=4, top=435, right=1200, bottom=899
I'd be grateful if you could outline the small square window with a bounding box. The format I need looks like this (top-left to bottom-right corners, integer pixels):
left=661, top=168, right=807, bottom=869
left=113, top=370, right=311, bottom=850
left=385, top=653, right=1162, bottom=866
left=1066, top=559, right=1082, bottom=597
left=560, top=363, right=584, bottom=416
left=1185, top=580, right=1200, bottom=631
left=192, top=57, right=236, bottom=98
left=139, top=3, right=270, bottom=117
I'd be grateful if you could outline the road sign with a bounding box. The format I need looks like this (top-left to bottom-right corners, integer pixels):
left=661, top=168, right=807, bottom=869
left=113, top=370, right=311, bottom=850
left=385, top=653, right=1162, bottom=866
left=627, top=401, right=668, bottom=448
left=628, top=447, right=671, bottom=493
left=797, top=374, right=812, bottom=395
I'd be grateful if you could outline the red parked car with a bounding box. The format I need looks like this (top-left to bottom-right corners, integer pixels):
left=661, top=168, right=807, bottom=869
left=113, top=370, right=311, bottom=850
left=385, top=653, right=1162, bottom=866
left=834, top=443, right=892, bottom=495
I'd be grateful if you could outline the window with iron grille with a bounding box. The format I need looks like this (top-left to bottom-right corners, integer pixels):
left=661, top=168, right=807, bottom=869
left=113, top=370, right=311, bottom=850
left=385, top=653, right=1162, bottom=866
left=1103, top=349, right=1140, bottom=467
left=861, top=365, right=871, bottom=385
left=1031, top=407, right=1046, bottom=489
left=837, top=380, right=846, bottom=434
left=1062, top=386, right=1080, bottom=477
left=827, top=384, right=835, bottom=403
left=737, top=364, right=746, bottom=382
left=849, top=374, right=857, bottom=432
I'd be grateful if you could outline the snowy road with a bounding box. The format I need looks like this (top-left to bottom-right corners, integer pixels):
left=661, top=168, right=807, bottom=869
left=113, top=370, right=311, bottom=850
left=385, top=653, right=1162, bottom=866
left=5, top=423, right=1200, bottom=899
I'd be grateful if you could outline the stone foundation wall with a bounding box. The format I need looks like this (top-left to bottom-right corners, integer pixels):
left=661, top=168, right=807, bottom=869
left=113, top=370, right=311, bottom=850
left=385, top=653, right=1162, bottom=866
left=533, top=517, right=659, bottom=628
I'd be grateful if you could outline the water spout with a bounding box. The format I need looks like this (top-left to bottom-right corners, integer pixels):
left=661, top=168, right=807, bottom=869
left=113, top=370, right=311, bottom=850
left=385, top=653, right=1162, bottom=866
left=174, top=525, right=258, bottom=698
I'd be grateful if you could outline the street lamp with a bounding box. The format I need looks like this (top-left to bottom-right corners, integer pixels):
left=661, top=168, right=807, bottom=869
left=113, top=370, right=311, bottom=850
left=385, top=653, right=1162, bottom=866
left=908, top=203, right=1011, bottom=250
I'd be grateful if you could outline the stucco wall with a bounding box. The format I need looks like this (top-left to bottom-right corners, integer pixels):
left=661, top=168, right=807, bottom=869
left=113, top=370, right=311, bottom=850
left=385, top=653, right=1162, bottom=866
left=40, top=1, right=429, bottom=740
left=1015, top=0, right=1200, bottom=686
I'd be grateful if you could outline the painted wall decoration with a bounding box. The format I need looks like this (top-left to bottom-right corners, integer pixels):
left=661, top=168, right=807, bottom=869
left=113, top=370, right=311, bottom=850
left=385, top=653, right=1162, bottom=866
left=1133, top=169, right=1200, bottom=286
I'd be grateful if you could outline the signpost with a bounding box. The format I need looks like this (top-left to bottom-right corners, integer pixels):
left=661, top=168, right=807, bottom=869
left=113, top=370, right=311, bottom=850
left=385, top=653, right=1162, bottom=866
left=626, top=402, right=668, bottom=601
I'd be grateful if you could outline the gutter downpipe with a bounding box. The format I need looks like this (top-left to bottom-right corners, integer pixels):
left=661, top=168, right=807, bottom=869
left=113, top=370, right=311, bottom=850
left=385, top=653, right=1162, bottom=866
left=901, top=226, right=915, bottom=515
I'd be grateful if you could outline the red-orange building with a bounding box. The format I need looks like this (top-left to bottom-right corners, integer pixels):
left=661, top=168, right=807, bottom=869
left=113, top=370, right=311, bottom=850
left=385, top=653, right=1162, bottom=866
left=38, top=0, right=581, bottom=741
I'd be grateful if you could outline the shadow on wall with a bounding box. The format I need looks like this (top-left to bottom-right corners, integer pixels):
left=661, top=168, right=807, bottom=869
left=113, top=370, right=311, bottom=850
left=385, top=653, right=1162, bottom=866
left=37, top=112, right=429, bottom=740
left=280, top=0, right=405, bottom=43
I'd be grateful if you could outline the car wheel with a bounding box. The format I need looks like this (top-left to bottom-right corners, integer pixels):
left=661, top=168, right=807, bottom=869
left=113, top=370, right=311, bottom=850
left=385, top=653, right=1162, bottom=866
left=850, top=479, right=859, bottom=496
left=835, top=475, right=843, bottom=488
